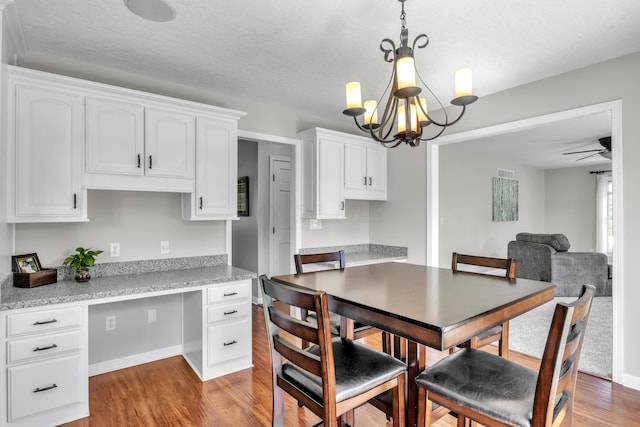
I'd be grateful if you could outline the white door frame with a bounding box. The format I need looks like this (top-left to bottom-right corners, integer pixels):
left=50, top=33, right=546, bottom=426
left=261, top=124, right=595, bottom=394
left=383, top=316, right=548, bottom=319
left=269, top=155, right=291, bottom=276
left=426, top=100, right=623, bottom=384
left=237, top=130, right=301, bottom=275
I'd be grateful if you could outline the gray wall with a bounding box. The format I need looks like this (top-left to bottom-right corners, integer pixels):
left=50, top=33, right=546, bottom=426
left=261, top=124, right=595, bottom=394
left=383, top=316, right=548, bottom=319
left=438, top=143, right=546, bottom=266
left=15, top=191, right=227, bottom=267
left=300, top=200, right=371, bottom=249
left=544, top=165, right=600, bottom=252
left=232, top=140, right=259, bottom=274
left=377, top=52, right=640, bottom=381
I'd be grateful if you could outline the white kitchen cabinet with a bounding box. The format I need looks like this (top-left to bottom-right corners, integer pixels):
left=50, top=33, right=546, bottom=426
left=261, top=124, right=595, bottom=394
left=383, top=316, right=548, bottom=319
left=298, top=128, right=346, bottom=219
left=344, top=140, right=387, bottom=200
left=8, top=81, right=87, bottom=223
left=181, top=117, right=238, bottom=220
left=145, top=107, right=195, bottom=179
left=85, top=97, right=145, bottom=176
left=1, top=304, right=88, bottom=427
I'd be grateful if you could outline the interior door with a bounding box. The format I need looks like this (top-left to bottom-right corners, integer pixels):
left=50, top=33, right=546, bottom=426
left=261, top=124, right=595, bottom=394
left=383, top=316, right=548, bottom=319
left=270, top=156, right=292, bottom=276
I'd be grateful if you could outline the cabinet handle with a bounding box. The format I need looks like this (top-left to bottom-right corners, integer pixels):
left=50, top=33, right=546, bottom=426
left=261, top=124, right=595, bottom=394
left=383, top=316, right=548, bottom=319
left=223, top=292, right=238, bottom=297
left=369, top=177, right=372, bottom=186
left=199, top=197, right=203, bottom=210
left=341, top=201, right=345, bottom=210
left=33, top=319, right=58, bottom=326
left=149, top=155, right=153, bottom=169
left=73, top=194, right=77, bottom=209
left=137, top=154, right=141, bottom=168
left=363, top=176, right=367, bottom=185
left=223, top=310, right=238, bottom=316
left=34, top=384, right=58, bottom=393
left=34, top=344, right=58, bottom=352
left=223, top=340, right=238, bottom=347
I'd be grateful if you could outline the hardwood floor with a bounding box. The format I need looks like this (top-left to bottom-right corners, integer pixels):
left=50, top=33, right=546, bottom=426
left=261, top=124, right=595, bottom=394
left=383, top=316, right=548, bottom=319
left=61, top=304, right=640, bottom=427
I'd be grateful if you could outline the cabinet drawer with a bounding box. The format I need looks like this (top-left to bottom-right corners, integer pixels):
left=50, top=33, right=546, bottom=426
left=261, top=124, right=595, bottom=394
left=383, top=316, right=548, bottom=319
left=7, top=330, right=81, bottom=364
left=207, top=282, right=249, bottom=304
left=207, top=301, right=249, bottom=324
left=207, top=319, right=250, bottom=365
left=8, top=354, right=82, bottom=421
left=7, top=307, right=82, bottom=337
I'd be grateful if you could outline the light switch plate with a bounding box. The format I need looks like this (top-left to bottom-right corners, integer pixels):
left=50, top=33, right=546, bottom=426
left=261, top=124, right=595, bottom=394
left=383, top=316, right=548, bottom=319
left=310, top=219, right=322, bottom=230
left=110, top=242, right=120, bottom=257
left=160, top=240, right=170, bottom=254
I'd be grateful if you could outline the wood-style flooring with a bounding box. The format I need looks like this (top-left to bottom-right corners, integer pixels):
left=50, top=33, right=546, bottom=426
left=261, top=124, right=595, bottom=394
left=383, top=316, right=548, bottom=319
left=61, top=304, right=640, bottom=426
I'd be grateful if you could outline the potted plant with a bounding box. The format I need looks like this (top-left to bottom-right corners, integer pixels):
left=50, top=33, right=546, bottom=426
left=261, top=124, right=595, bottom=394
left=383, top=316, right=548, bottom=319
left=63, top=247, right=103, bottom=282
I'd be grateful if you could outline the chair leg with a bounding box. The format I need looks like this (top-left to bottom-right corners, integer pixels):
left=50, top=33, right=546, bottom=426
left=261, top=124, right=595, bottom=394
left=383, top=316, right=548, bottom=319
left=499, top=321, right=510, bottom=359
left=457, top=415, right=467, bottom=427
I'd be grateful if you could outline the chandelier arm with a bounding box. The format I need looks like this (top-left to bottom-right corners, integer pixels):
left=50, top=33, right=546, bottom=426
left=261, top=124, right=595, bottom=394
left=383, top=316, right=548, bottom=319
left=412, top=34, right=429, bottom=51
left=418, top=124, right=448, bottom=142
left=414, top=69, right=454, bottom=127
left=380, top=38, right=396, bottom=63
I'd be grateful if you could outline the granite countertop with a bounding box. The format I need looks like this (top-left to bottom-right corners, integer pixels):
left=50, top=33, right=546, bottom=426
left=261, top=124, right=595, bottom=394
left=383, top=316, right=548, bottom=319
left=1, top=256, right=256, bottom=311
left=300, top=244, right=408, bottom=267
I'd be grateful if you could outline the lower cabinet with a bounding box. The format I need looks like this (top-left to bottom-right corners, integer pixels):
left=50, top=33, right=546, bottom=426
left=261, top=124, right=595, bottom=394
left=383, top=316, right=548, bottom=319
left=1, top=305, right=89, bottom=427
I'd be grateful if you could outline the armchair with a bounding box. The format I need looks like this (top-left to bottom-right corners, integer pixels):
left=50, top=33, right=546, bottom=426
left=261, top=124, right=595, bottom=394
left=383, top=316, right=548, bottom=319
left=507, top=232, right=610, bottom=296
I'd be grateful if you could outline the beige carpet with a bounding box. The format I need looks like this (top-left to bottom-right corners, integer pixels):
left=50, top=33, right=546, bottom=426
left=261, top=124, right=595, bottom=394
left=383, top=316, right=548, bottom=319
left=509, top=296, right=612, bottom=379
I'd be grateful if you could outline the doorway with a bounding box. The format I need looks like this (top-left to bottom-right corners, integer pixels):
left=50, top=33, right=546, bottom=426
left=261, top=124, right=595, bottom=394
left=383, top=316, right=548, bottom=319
left=269, top=156, right=291, bottom=276
left=426, top=100, right=623, bottom=383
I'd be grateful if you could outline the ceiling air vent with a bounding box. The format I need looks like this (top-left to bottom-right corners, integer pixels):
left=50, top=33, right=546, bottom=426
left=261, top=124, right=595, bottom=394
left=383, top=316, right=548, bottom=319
left=497, top=168, right=515, bottom=180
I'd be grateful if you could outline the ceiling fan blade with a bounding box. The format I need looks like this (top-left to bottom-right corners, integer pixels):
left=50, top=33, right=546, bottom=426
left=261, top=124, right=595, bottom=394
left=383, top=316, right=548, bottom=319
left=576, top=151, right=603, bottom=161
left=563, top=149, right=604, bottom=155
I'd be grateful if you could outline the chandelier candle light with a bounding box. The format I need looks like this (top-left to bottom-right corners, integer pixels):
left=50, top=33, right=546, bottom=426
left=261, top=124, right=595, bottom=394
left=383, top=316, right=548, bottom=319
left=342, top=0, right=478, bottom=147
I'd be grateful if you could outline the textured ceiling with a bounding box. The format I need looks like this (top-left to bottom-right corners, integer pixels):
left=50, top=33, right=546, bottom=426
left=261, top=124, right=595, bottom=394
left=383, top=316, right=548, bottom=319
left=10, top=0, right=640, bottom=167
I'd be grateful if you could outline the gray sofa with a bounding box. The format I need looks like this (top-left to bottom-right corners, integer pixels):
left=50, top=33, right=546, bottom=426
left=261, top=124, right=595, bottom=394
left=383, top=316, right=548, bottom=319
left=507, top=233, right=610, bottom=296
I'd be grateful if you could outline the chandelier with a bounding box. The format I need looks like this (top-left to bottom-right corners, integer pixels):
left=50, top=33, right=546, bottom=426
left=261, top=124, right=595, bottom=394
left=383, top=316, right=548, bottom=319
left=342, top=0, right=478, bottom=147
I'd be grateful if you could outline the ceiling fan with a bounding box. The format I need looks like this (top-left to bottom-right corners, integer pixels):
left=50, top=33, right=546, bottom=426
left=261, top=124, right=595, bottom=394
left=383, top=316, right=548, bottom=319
left=563, top=136, right=611, bottom=161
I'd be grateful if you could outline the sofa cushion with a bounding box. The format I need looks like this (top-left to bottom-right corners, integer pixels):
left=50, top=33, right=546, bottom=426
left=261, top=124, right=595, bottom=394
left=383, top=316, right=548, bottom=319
left=515, top=233, right=571, bottom=252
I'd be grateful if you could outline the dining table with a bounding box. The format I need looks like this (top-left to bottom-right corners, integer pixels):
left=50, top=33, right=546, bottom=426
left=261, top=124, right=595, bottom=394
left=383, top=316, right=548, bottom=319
left=272, top=261, right=556, bottom=427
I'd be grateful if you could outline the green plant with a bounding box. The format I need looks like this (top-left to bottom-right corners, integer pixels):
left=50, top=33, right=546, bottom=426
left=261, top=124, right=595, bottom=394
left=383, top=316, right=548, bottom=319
left=63, top=247, right=103, bottom=270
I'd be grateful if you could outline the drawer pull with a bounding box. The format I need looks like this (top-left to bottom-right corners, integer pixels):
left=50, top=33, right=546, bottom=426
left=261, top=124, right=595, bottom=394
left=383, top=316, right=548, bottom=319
left=33, top=344, right=58, bottom=352
left=223, top=310, right=238, bottom=316
left=223, top=340, right=238, bottom=347
left=33, top=319, right=58, bottom=326
left=34, top=384, right=58, bottom=393
left=223, top=292, right=238, bottom=297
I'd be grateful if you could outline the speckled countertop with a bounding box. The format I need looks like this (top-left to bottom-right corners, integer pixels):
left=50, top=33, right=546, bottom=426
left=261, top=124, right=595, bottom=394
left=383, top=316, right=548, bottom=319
left=300, top=244, right=408, bottom=266
left=1, top=255, right=256, bottom=311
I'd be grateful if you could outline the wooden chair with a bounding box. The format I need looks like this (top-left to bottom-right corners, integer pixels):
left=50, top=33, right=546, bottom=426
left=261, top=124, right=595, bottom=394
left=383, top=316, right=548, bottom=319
left=451, top=252, right=517, bottom=358
left=416, top=284, right=596, bottom=427
left=294, top=250, right=384, bottom=345
left=259, top=274, right=406, bottom=427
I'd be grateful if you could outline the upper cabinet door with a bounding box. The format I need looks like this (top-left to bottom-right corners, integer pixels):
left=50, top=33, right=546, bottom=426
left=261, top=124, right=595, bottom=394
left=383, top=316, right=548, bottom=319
left=145, top=108, right=195, bottom=179
left=365, top=145, right=387, bottom=199
left=12, top=84, right=86, bottom=221
left=344, top=141, right=368, bottom=195
left=85, top=97, right=144, bottom=175
left=317, top=136, right=345, bottom=219
left=195, top=117, right=238, bottom=218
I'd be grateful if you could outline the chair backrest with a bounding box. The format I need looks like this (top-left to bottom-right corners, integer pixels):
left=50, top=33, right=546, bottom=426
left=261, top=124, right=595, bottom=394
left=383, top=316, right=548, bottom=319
left=451, top=252, right=517, bottom=279
left=294, top=250, right=346, bottom=274
left=533, top=284, right=595, bottom=426
left=259, top=274, right=338, bottom=420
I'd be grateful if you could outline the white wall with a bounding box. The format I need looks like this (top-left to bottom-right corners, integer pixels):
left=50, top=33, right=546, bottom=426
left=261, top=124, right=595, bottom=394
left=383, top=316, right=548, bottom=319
left=545, top=165, right=603, bottom=252
left=15, top=191, right=227, bottom=266
left=300, top=200, right=371, bottom=249
left=438, top=144, right=546, bottom=267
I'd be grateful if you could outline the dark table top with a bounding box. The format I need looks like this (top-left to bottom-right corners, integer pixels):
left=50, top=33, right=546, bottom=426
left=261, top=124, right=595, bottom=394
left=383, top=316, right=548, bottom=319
left=273, top=262, right=556, bottom=350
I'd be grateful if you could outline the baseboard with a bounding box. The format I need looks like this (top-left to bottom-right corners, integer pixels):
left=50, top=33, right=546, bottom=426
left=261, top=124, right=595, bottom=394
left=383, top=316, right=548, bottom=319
left=622, top=373, right=640, bottom=391
left=89, top=345, right=183, bottom=377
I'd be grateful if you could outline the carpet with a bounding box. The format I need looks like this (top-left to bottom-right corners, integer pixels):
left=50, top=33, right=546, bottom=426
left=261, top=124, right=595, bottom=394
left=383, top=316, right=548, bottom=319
left=509, top=296, right=612, bottom=379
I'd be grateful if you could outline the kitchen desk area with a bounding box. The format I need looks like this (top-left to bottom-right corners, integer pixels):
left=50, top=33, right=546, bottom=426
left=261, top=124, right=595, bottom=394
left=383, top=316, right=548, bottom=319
left=0, top=256, right=255, bottom=427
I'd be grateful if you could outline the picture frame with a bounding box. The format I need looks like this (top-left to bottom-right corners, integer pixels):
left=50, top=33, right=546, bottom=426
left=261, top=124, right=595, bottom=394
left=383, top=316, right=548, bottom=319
left=12, top=253, right=42, bottom=273
left=237, top=176, right=250, bottom=217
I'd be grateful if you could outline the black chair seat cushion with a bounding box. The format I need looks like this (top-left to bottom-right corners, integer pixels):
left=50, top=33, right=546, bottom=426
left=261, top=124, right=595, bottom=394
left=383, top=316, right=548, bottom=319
left=281, top=337, right=406, bottom=403
left=416, top=348, right=541, bottom=427
left=306, top=312, right=371, bottom=336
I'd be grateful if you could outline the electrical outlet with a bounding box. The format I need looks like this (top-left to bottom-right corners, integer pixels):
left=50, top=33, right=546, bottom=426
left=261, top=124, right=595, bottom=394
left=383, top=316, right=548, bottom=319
left=106, top=315, right=116, bottom=331
left=160, top=240, right=170, bottom=254
left=110, top=242, right=120, bottom=258
left=309, top=219, right=322, bottom=230
left=148, top=309, right=157, bottom=323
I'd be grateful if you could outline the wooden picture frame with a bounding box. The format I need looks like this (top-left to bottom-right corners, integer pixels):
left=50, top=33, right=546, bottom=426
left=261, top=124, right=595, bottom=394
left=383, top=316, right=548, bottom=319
left=237, top=176, right=250, bottom=217
left=12, top=253, right=42, bottom=273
